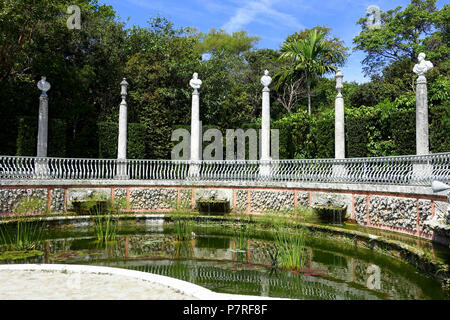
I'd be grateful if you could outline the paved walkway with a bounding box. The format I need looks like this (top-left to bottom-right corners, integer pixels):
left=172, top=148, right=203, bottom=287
left=0, top=264, right=280, bottom=300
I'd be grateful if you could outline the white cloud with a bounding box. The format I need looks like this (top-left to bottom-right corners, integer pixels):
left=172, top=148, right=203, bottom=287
left=221, top=0, right=303, bottom=33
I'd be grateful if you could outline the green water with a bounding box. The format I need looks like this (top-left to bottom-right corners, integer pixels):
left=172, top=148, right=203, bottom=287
left=0, top=218, right=448, bottom=300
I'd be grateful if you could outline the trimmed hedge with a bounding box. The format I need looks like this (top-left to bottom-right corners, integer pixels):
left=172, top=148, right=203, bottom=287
left=391, top=108, right=415, bottom=156
left=430, top=103, right=450, bottom=153
left=313, top=111, right=334, bottom=159
left=16, top=116, right=67, bottom=157
left=98, top=122, right=146, bottom=159
left=272, top=98, right=448, bottom=160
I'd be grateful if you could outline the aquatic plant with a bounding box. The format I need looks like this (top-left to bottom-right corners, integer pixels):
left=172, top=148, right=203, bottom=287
left=0, top=219, right=45, bottom=250
left=235, top=222, right=250, bottom=251
left=173, top=217, right=195, bottom=241
left=274, top=225, right=308, bottom=271
left=86, top=196, right=122, bottom=243
left=0, top=196, right=50, bottom=250
left=93, top=214, right=118, bottom=242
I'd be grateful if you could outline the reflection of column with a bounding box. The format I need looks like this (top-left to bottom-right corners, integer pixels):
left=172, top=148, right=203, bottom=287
left=125, top=236, right=129, bottom=259
left=260, top=70, right=272, bottom=177
left=261, top=274, right=270, bottom=297
left=45, top=241, right=50, bottom=264
left=352, top=258, right=355, bottom=282
left=189, top=73, right=202, bottom=177
left=366, top=264, right=381, bottom=290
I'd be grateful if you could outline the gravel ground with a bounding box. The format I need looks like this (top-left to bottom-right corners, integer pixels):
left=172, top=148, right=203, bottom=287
left=0, top=270, right=198, bottom=300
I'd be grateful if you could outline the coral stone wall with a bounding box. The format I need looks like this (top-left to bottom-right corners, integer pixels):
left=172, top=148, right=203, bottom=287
left=0, top=183, right=448, bottom=243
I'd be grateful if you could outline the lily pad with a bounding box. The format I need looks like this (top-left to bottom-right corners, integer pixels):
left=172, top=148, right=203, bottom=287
left=0, top=250, right=44, bottom=261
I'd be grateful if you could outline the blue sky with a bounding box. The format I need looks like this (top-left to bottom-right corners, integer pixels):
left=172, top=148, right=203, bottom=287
left=101, top=0, right=446, bottom=83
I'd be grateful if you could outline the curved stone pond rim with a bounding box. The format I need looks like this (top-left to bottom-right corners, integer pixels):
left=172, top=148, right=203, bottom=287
left=1, top=212, right=449, bottom=292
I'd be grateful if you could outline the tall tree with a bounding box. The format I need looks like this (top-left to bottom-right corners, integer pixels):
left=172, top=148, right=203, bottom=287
left=278, top=28, right=346, bottom=114
left=353, top=0, right=448, bottom=77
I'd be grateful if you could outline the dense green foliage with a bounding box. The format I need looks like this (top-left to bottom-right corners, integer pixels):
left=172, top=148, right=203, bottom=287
left=0, top=0, right=448, bottom=160
left=16, top=117, right=67, bottom=157
left=98, top=122, right=146, bottom=159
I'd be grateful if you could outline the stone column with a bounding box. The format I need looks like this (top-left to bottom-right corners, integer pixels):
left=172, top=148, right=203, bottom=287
left=260, top=70, right=272, bottom=177
left=333, top=71, right=346, bottom=179
left=416, top=80, right=429, bottom=155
left=413, top=53, right=433, bottom=180
left=189, top=73, right=202, bottom=177
left=35, top=77, right=51, bottom=177
left=335, top=71, right=345, bottom=159
left=116, top=78, right=129, bottom=179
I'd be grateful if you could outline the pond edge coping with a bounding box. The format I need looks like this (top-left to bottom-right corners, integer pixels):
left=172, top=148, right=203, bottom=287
left=0, top=264, right=284, bottom=300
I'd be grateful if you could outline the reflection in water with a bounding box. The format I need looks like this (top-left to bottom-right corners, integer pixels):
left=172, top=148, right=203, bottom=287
left=0, top=220, right=448, bottom=300
left=367, top=264, right=381, bottom=290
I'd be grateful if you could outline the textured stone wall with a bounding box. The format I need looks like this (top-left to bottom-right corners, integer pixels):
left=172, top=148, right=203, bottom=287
left=129, top=188, right=177, bottom=210
left=354, top=195, right=367, bottom=225
left=369, top=196, right=417, bottom=232
left=179, top=188, right=192, bottom=210
left=113, top=188, right=127, bottom=199
left=297, top=191, right=309, bottom=207
left=250, top=190, right=294, bottom=213
left=418, top=200, right=433, bottom=235
left=0, top=188, right=48, bottom=214
left=235, top=189, right=248, bottom=212
left=0, top=184, right=447, bottom=242
left=50, top=188, right=65, bottom=213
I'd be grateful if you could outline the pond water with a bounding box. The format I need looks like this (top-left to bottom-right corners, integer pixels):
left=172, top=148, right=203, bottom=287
left=0, top=218, right=449, bottom=300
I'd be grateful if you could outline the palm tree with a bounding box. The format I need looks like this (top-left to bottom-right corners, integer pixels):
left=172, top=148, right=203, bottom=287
left=278, top=29, right=345, bottom=114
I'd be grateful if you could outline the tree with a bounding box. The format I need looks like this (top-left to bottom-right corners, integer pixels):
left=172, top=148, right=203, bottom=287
left=125, top=17, right=201, bottom=159
left=197, top=29, right=260, bottom=56
left=0, top=0, right=128, bottom=157
left=278, top=28, right=347, bottom=114
left=353, top=0, right=448, bottom=77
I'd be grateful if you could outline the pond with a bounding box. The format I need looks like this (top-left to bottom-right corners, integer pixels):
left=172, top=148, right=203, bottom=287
left=0, top=216, right=449, bottom=300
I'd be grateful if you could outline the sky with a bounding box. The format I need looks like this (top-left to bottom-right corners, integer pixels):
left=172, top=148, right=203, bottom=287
left=101, top=0, right=446, bottom=83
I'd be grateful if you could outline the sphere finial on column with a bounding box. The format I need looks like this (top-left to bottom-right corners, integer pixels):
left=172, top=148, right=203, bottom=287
left=37, top=76, right=51, bottom=97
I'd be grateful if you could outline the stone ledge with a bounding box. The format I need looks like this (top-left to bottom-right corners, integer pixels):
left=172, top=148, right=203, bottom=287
left=0, top=179, right=446, bottom=198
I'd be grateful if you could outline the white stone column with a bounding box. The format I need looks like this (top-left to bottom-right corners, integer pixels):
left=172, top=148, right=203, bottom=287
left=333, top=71, right=347, bottom=181
left=189, top=73, right=202, bottom=177
left=37, top=95, right=49, bottom=158
left=333, top=71, right=346, bottom=179
left=35, top=77, right=51, bottom=177
left=116, top=78, right=129, bottom=179
left=416, top=79, right=429, bottom=156
left=260, top=70, right=272, bottom=177
left=413, top=53, right=433, bottom=180
left=335, top=71, right=345, bottom=159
